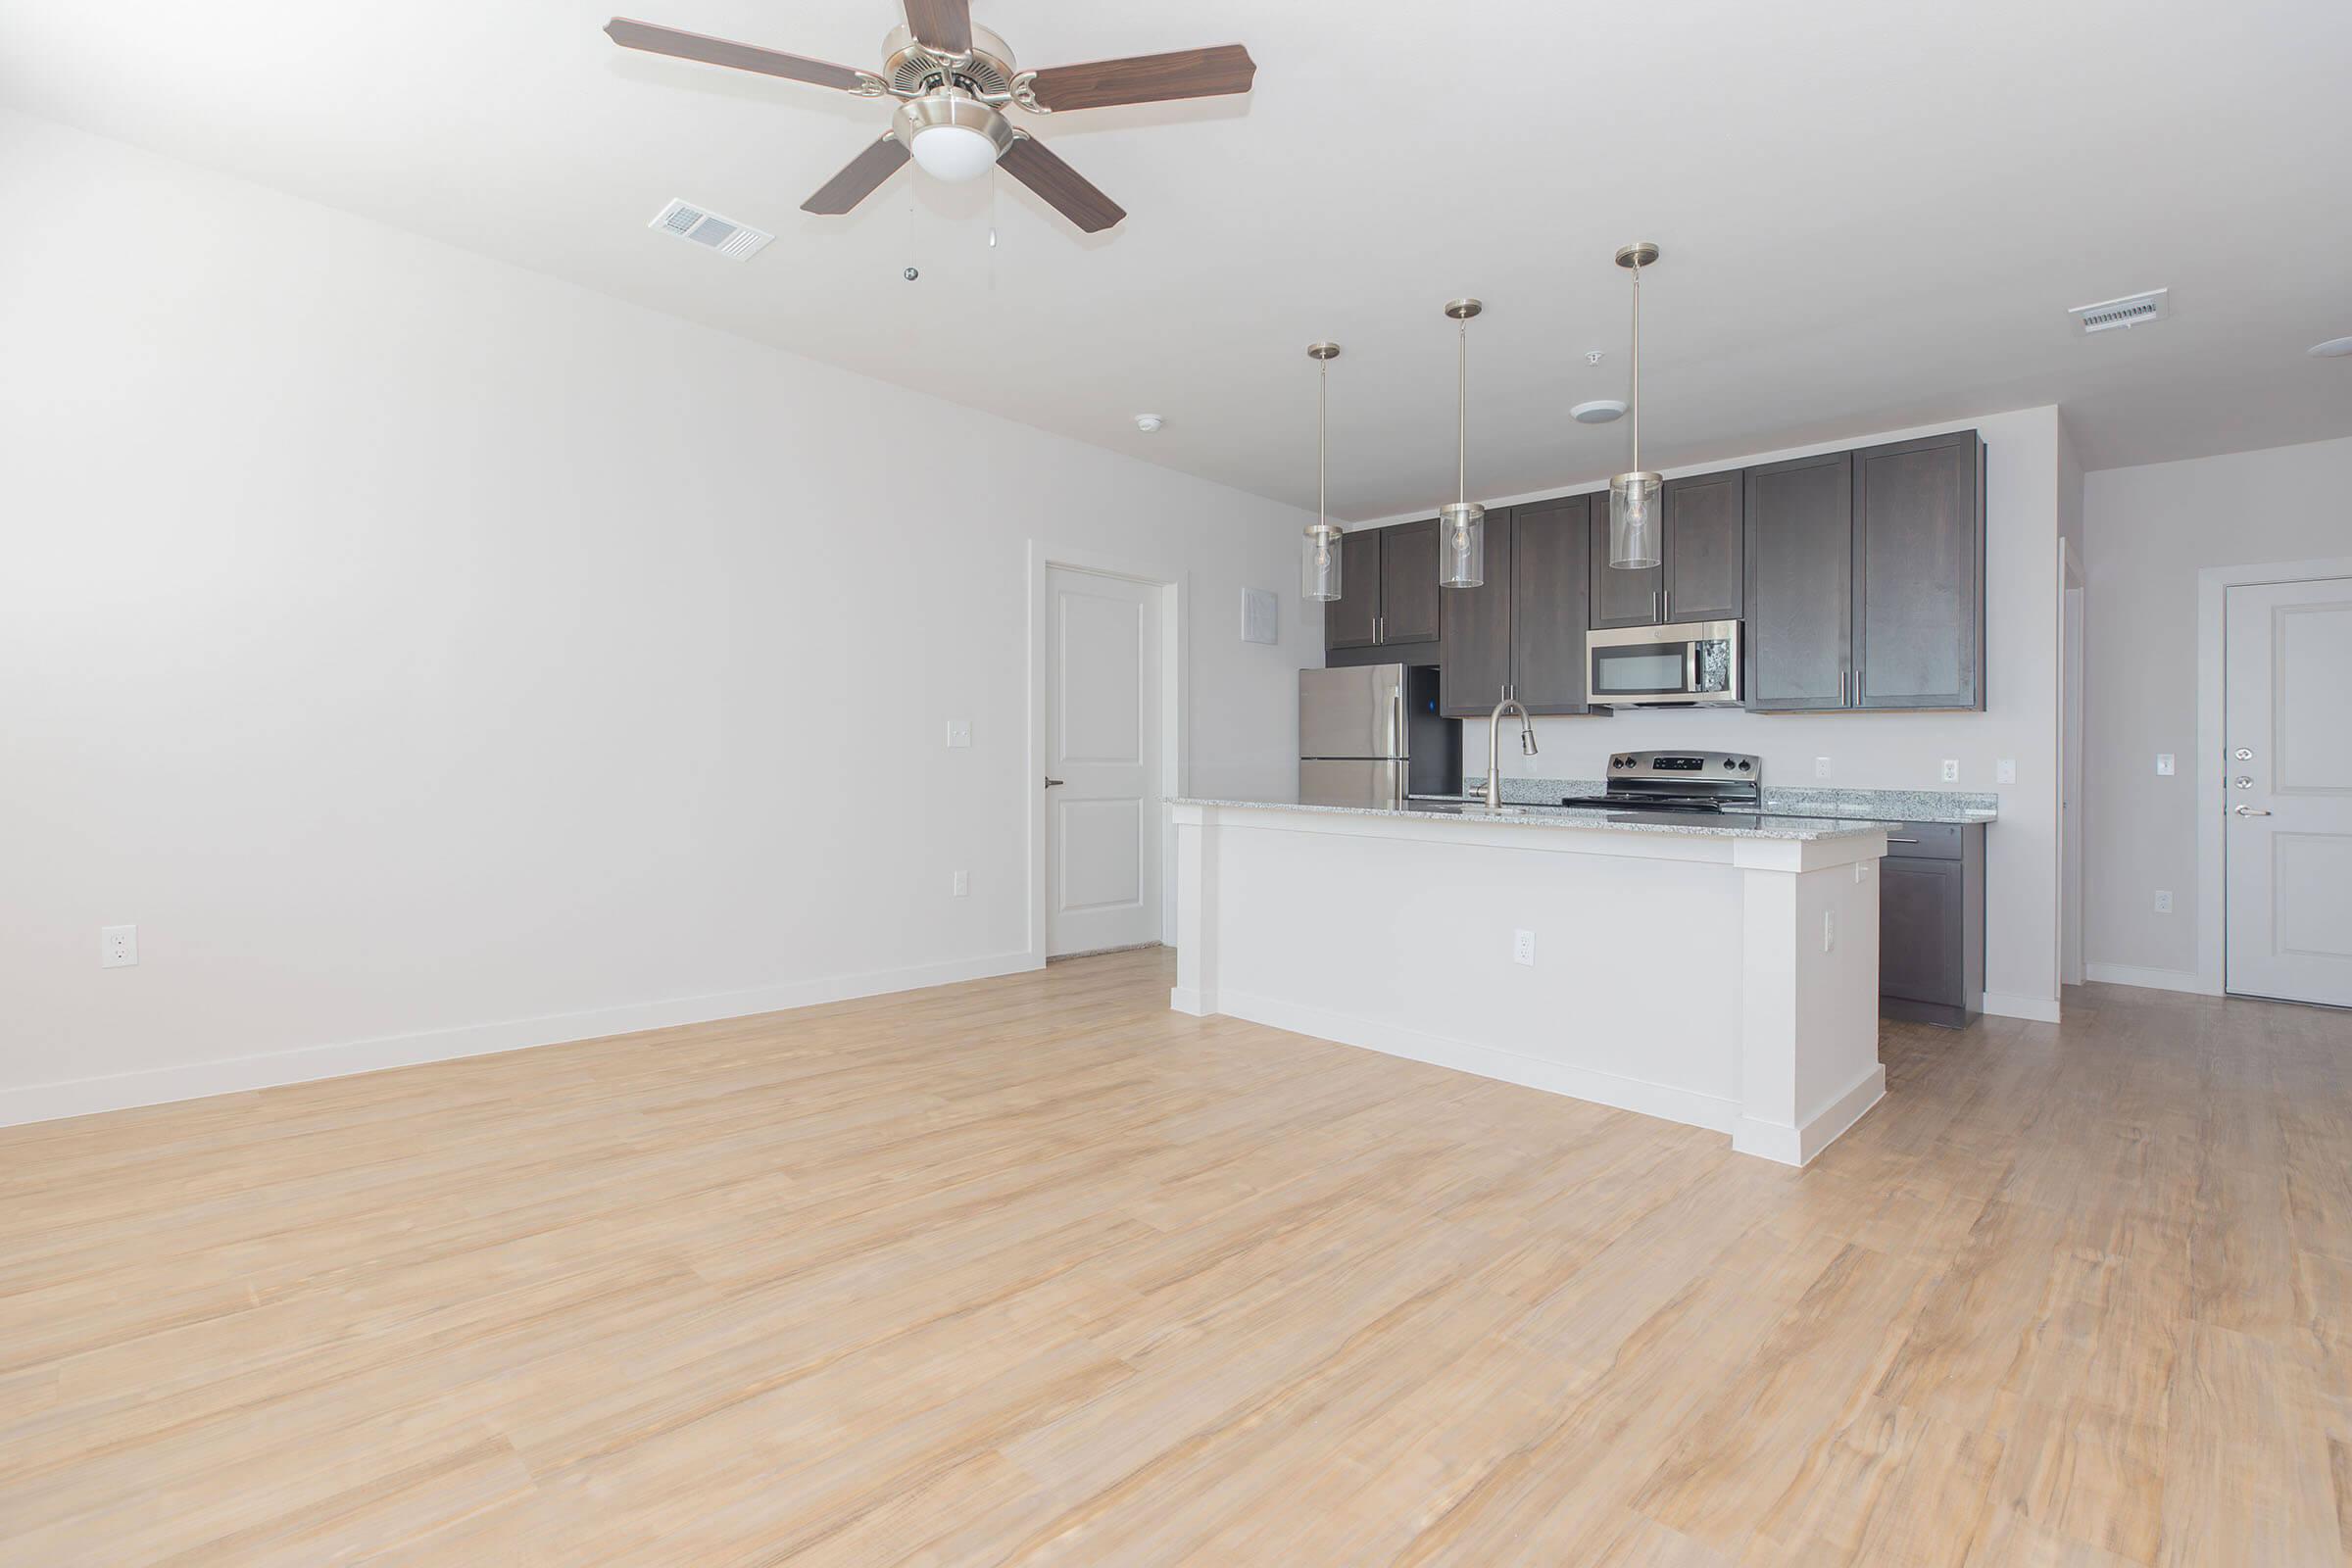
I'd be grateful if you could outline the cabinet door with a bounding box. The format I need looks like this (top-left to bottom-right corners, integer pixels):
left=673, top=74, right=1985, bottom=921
left=1377, top=519, right=1442, bottom=646
left=1663, top=471, right=1742, bottom=623
left=1439, top=511, right=1514, bottom=717
left=1324, top=529, right=1381, bottom=650
left=1744, top=452, right=1852, bottom=710
left=1880, top=855, right=1964, bottom=1005
left=1512, top=496, right=1593, bottom=714
left=1854, top=430, right=1984, bottom=710
left=1589, top=500, right=1663, bottom=629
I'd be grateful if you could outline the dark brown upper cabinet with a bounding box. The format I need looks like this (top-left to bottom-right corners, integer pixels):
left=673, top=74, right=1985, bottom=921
left=1438, top=509, right=1513, bottom=717
left=1436, top=497, right=1596, bottom=718
left=1323, top=520, right=1441, bottom=656
left=1376, top=519, right=1442, bottom=646
left=1853, top=431, right=1985, bottom=710
left=1743, top=452, right=1853, bottom=710
left=1588, top=475, right=1744, bottom=629
left=1508, top=496, right=1594, bottom=714
left=1661, top=471, right=1743, bottom=622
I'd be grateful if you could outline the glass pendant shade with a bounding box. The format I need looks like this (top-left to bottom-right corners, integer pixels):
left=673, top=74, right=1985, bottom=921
left=1439, top=502, right=1485, bottom=588
left=1608, top=472, right=1662, bottom=569
left=1302, top=522, right=1343, bottom=602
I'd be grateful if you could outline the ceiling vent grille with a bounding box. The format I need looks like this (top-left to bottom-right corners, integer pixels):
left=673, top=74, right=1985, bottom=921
left=648, top=198, right=773, bottom=261
left=2069, top=288, right=2170, bottom=335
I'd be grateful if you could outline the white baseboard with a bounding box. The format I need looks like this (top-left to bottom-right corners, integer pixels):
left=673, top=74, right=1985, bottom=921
left=2082, top=962, right=2218, bottom=997
left=1734, top=1063, right=1886, bottom=1167
left=1168, top=985, right=1214, bottom=1017
left=1981, top=991, right=2063, bottom=1023
left=0, top=950, right=1045, bottom=1129
left=1209, top=987, right=1740, bottom=1138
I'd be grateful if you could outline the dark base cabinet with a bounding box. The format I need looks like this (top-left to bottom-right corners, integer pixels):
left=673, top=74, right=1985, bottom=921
left=1878, top=821, right=1985, bottom=1028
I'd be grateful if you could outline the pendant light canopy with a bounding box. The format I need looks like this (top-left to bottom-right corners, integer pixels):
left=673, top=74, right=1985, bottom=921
left=1300, top=342, right=1344, bottom=603
left=1608, top=242, right=1663, bottom=570
left=1438, top=298, right=1485, bottom=589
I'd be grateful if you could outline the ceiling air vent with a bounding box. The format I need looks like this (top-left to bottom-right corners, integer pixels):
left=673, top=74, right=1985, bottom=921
left=2069, top=288, right=2170, bottom=335
left=648, top=198, right=773, bottom=261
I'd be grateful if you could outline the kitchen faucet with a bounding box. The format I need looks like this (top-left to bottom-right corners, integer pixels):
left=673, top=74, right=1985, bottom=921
left=1485, top=695, right=1537, bottom=809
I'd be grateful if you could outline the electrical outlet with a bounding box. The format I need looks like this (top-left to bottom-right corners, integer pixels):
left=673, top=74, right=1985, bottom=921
left=101, top=924, right=138, bottom=968
left=2154, top=890, right=2173, bottom=914
left=1512, top=929, right=1536, bottom=966
left=2156, top=754, right=2176, bottom=776
left=1823, top=910, right=1837, bottom=952
left=1814, top=757, right=1833, bottom=779
left=952, top=870, right=969, bottom=898
left=1940, top=760, right=1960, bottom=783
left=1996, top=759, right=2018, bottom=784
left=945, top=719, right=971, bottom=749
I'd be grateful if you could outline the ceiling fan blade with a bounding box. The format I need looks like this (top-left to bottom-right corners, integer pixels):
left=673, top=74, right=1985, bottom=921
left=605, top=18, right=873, bottom=94
left=1021, top=45, right=1255, bottom=113
left=902, top=0, right=972, bottom=55
left=998, top=136, right=1126, bottom=234
left=802, top=136, right=911, bottom=215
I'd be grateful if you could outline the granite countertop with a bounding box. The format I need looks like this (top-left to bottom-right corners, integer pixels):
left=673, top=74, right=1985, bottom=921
left=1459, top=777, right=1998, bottom=826
left=1169, top=797, right=1895, bottom=843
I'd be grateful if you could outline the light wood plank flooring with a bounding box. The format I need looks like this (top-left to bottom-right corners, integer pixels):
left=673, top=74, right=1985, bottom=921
left=2, top=950, right=2348, bottom=1565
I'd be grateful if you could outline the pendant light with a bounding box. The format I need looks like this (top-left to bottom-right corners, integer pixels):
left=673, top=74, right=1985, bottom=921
left=1608, top=242, right=1663, bottom=570
left=1438, top=298, right=1485, bottom=589
left=1300, top=342, right=1344, bottom=603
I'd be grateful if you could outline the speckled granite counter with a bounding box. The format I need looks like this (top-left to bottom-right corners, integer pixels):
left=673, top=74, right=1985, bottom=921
left=1168, top=796, right=1893, bottom=843
left=1459, top=776, right=1999, bottom=825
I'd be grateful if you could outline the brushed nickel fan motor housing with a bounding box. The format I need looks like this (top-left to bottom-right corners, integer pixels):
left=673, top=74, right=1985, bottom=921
left=891, top=90, right=1018, bottom=163
left=880, top=23, right=1018, bottom=103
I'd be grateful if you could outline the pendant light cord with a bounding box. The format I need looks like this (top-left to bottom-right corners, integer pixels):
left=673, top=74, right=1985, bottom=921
left=1456, top=318, right=1468, bottom=505
left=1317, top=357, right=1328, bottom=530
left=1629, top=257, right=1642, bottom=476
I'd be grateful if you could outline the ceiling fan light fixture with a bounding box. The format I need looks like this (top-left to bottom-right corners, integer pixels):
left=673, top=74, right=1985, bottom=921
left=892, top=91, right=1014, bottom=182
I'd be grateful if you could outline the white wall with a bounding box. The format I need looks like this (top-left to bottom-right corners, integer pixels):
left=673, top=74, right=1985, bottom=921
left=0, top=110, right=1319, bottom=1123
left=1394, top=407, right=2069, bottom=1018
left=2081, top=434, right=2352, bottom=987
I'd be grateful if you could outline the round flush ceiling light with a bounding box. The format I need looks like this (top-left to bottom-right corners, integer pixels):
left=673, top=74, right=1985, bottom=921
left=2310, top=335, right=2352, bottom=359
left=1134, top=414, right=1164, bottom=433
left=893, top=93, right=1015, bottom=184
left=1571, top=399, right=1628, bottom=424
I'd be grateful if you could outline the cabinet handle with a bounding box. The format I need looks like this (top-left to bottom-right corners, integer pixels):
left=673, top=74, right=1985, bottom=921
left=1652, top=589, right=1662, bottom=622
left=1838, top=669, right=1847, bottom=706
left=1887, top=836, right=1920, bottom=843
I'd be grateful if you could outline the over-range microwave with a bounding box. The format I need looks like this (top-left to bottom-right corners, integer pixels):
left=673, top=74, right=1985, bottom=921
left=1586, top=618, right=1742, bottom=708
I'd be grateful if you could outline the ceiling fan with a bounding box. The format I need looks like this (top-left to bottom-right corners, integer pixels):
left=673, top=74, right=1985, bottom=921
left=605, top=2, right=1257, bottom=234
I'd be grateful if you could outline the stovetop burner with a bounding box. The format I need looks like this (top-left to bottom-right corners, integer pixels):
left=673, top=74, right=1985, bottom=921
left=1558, top=750, right=1763, bottom=815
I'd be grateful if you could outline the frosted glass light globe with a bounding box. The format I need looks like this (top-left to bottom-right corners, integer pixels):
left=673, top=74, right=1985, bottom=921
left=909, top=123, right=1000, bottom=182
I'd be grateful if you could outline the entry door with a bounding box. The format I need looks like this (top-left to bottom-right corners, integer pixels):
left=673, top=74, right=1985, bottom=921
left=1046, top=566, right=1161, bottom=957
left=2226, top=577, right=2352, bottom=1005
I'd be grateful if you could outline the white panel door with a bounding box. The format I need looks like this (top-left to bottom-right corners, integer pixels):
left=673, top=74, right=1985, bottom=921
left=1047, top=567, right=1161, bottom=957
left=2226, top=577, right=2352, bottom=1006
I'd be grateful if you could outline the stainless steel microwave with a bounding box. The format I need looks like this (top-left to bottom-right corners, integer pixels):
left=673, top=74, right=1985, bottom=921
left=1586, top=619, right=1742, bottom=708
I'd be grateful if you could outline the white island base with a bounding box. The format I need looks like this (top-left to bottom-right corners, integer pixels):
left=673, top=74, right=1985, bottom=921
left=1169, top=800, right=1889, bottom=1166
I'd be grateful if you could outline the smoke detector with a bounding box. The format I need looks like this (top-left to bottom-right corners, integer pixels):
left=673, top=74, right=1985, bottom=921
left=1134, top=414, right=1164, bottom=433
left=2069, top=288, right=2169, bottom=335
left=1571, top=399, right=1628, bottom=424
left=648, top=198, right=773, bottom=261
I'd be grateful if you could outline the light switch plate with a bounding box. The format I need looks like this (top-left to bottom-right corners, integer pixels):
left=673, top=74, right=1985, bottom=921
left=952, top=870, right=969, bottom=898
left=101, top=924, right=138, bottom=968
left=1996, top=759, right=2018, bottom=784
left=2156, top=754, right=2175, bottom=776
left=945, top=719, right=971, bottom=749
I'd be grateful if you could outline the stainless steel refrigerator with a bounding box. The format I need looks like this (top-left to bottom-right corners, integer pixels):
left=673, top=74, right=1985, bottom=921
left=1298, top=663, right=1460, bottom=808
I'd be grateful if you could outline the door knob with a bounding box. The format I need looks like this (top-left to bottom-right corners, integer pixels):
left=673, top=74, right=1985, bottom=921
left=2232, top=804, right=2272, bottom=816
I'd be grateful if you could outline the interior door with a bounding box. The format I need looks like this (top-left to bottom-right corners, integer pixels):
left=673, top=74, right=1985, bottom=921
left=1047, top=566, right=1161, bottom=958
left=2226, top=576, right=2352, bottom=1005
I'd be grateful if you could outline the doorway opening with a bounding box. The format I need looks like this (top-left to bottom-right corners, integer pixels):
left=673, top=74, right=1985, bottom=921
left=1026, top=547, right=1186, bottom=963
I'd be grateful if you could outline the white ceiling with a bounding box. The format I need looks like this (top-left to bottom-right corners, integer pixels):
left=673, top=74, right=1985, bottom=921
left=7, top=0, right=2350, bottom=518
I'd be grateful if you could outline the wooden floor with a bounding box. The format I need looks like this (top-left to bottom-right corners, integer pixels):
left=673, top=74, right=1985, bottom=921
left=3, top=952, right=2348, bottom=1565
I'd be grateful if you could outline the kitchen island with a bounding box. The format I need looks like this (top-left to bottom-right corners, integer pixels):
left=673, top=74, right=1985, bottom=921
left=1167, top=798, right=1890, bottom=1165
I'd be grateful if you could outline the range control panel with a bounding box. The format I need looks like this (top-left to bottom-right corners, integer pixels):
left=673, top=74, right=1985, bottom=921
left=1606, top=750, right=1759, bottom=780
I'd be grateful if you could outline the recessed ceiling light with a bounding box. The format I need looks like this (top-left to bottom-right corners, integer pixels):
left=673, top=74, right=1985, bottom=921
left=1571, top=399, right=1627, bottom=424
left=1134, top=414, right=1164, bottom=433
left=2311, top=336, right=2352, bottom=359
